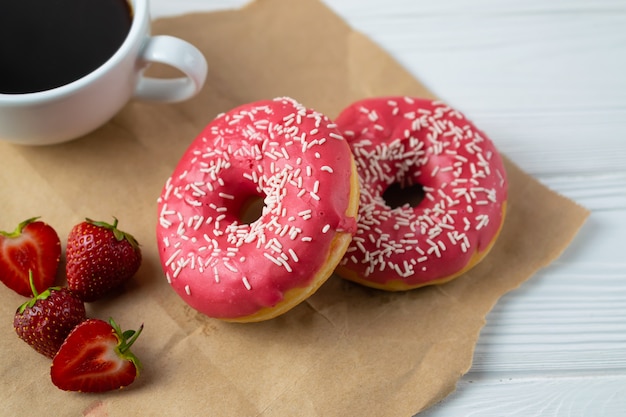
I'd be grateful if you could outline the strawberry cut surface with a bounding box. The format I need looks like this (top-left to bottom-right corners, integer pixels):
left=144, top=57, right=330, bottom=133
left=0, top=218, right=61, bottom=296
left=51, top=318, right=143, bottom=393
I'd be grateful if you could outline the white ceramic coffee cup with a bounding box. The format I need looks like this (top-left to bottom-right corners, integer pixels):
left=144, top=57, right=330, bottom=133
left=0, top=0, right=208, bottom=146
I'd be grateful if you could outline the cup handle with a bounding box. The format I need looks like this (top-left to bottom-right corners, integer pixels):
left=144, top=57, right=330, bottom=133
left=134, top=35, right=208, bottom=102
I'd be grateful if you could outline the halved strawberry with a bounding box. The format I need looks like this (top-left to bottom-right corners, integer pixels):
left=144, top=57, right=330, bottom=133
left=51, top=318, right=144, bottom=393
left=66, top=218, right=142, bottom=302
left=14, top=271, right=87, bottom=358
left=0, top=217, right=61, bottom=297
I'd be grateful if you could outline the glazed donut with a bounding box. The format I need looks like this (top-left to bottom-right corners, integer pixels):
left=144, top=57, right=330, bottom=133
left=335, top=97, right=507, bottom=291
left=156, top=97, right=359, bottom=322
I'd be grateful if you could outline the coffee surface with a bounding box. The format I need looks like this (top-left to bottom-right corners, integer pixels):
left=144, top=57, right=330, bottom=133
left=0, top=0, right=132, bottom=94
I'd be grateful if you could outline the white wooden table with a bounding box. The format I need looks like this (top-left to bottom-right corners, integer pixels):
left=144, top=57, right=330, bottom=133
left=152, top=1, right=626, bottom=415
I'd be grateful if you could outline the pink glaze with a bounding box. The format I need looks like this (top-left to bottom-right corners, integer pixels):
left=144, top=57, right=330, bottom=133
left=336, top=97, right=508, bottom=287
left=157, top=97, right=357, bottom=319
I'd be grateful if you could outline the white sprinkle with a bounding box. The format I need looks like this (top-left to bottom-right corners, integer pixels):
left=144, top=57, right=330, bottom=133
left=224, top=261, right=238, bottom=273
left=218, top=192, right=234, bottom=200
left=320, top=165, right=334, bottom=173
left=277, top=257, right=293, bottom=272
left=172, top=264, right=183, bottom=279
left=242, top=277, right=252, bottom=290
left=165, top=249, right=182, bottom=267
left=185, top=198, right=203, bottom=207
left=193, top=216, right=205, bottom=231
left=264, top=252, right=282, bottom=266
left=190, top=183, right=207, bottom=196
left=322, top=224, right=331, bottom=233
left=288, top=248, right=299, bottom=262
left=476, top=214, right=489, bottom=230
left=184, top=285, right=191, bottom=295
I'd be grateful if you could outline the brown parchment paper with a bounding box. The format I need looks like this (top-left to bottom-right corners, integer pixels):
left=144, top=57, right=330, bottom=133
left=0, top=0, right=589, bottom=416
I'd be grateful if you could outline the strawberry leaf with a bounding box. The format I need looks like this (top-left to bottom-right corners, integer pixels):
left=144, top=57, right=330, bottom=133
left=0, top=217, right=40, bottom=238
left=85, top=217, right=140, bottom=249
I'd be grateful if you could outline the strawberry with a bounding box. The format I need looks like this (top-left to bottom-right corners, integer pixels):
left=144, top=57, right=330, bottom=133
left=51, top=318, right=143, bottom=393
left=13, top=271, right=87, bottom=358
left=0, top=217, right=61, bottom=297
left=66, top=217, right=141, bottom=302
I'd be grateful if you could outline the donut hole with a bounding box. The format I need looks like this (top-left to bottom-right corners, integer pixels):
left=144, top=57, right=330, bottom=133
left=382, top=182, right=425, bottom=209
left=239, top=195, right=266, bottom=224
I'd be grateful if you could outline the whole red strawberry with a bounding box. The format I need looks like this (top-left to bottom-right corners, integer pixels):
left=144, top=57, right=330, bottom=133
left=14, top=271, right=87, bottom=358
left=66, top=218, right=141, bottom=302
left=51, top=318, right=143, bottom=392
left=0, top=217, right=61, bottom=297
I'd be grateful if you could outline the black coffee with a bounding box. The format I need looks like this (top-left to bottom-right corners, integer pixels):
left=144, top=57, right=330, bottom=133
left=0, top=0, right=133, bottom=94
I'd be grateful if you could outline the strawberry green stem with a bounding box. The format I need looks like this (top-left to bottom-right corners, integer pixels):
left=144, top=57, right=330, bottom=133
left=28, top=270, right=39, bottom=298
left=109, top=318, right=144, bottom=372
left=17, top=270, right=60, bottom=314
left=121, top=324, right=144, bottom=353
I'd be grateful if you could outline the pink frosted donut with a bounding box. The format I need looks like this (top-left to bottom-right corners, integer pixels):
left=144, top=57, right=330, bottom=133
left=335, top=97, right=508, bottom=290
left=156, top=98, right=359, bottom=322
